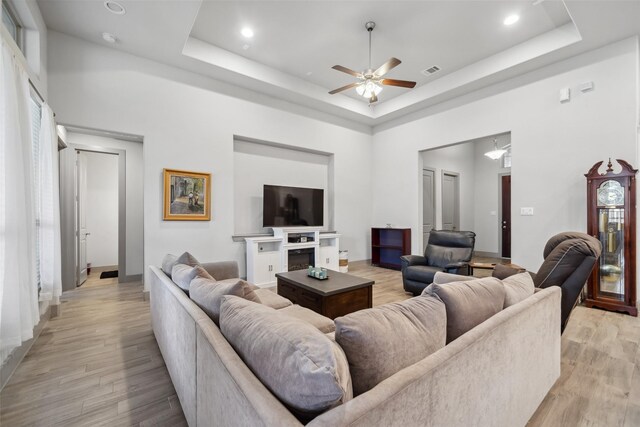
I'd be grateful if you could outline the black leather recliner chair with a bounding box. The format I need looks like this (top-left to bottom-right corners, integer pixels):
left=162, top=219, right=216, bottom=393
left=400, top=230, right=476, bottom=296
left=494, top=232, right=602, bottom=333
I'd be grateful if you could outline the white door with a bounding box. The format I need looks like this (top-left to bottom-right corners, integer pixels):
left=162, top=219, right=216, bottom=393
left=76, top=151, right=88, bottom=286
left=442, top=172, right=460, bottom=231
left=423, top=169, right=435, bottom=250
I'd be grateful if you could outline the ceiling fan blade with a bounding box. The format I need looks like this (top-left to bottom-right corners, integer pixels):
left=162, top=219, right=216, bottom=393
left=374, top=57, right=401, bottom=77
left=328, top=82, right=361, bottom=95
left=331, top=65, right=363, bottom=78
left=381, top=78, right=416, bottom=88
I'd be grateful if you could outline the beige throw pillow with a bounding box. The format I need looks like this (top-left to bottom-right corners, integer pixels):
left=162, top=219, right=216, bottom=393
left=502, top=272, right=535, bottom=308
left=171, top=263, right=213, bottom=292
left=189, top=278, right=261, bottom=324
left=334, top=295, right=446, bottom=396
left=424, top=277, right=505, bottom=343
left=219, top=296, right=352, bottom=419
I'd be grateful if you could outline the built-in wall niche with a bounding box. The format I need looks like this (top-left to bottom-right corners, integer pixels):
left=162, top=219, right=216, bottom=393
left=233, top=137, right=334, bottom=235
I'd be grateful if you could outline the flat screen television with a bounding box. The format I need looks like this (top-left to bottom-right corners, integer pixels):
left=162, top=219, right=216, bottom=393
left=263, top=185, right=324, bottom=227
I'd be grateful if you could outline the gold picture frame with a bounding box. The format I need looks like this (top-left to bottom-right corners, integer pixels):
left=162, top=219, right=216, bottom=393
left=163, top=169, right=211, bottom=221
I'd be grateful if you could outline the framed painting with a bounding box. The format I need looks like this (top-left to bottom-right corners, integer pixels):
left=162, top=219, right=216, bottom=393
left=163, top=169, right=211, bottom=221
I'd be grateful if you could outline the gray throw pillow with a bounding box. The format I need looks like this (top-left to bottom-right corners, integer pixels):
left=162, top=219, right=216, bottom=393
left=171, top=263, right=213, bottom=292
left=189, top=278, right=261, bottom=324
left=335, top=295, right=446, bottom=396
left=424, top=277, right=505, bottom=343
left=175, top=251, right=200, bottom=268
left=502, top=272, right=535, bottom=308
left=219, top=296, right=352, bottom=419
left=161, top=254, right=178, bottom=276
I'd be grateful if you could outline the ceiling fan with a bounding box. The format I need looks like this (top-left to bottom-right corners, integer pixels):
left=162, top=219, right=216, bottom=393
left=328, top=21, right=416, bottom=104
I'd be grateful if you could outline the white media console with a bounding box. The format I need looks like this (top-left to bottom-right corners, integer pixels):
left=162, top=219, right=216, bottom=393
left=245, top=227, right=340, bottom=288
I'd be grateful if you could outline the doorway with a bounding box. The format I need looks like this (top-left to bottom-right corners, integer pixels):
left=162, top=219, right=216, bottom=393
left=500, top=174, right=511, bottom=258
left=76, top=151, right=120, bottom=286
left=422, top=168, right=435, bottom=251
left=442, top=171, right=460, bottom=231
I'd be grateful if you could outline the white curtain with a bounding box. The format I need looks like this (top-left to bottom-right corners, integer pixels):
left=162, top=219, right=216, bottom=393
left=0, top=40, right=40, bottom=354
left=38, top=104, right=62, bottom=304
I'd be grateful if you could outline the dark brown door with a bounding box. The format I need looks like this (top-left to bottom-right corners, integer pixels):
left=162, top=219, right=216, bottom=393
left=501, top=175, right=511, bottom=258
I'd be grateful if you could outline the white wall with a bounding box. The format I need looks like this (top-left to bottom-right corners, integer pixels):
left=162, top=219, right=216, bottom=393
left=83, top=151, right=118, bottom=268
left=67, top=133, right=144, bottom=277
left=372, top=37, right=639, bottom=276
left=233, top=139, right=330, bottom=234
left=420, top=142, right=475, bottom=234
left=47, top=31, right=372, bottom=287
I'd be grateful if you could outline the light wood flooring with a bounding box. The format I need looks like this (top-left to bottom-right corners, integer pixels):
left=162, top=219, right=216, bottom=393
left=1, top=262, right=639, bottom=426
left=0, top=268, right=187, bottom=426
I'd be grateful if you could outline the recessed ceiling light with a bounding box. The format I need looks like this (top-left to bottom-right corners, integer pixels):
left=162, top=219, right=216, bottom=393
left=241, top=27, right=254, bottom=38
left=102, top=32, right=117, bottom=43
left=503, top=14, right=520, bottom=26
left=104, top=1, right=126, bottom=15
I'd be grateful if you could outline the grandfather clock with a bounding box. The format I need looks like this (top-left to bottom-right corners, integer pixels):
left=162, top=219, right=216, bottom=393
left=584, top=159, right=637, bottom=316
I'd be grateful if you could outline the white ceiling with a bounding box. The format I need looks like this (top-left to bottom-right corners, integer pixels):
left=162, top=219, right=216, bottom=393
left=37, top=0, right=640, bottom=128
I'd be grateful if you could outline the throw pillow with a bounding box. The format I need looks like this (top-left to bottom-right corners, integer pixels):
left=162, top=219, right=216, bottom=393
left=502, top=272, right=535, bottom=308
left=492, top=264, right=524, bottom=280
left=175, top=251, right=200, bottom=267
left=171, top=263, right=213, bottom=292
left=219, top=296, right=352, bottom=420
left=335, top=295, right=446, bottom=396
left=161, top=254, right=178, bottom=276
left=424, top=277, right=505, bottom=343
left=189, top=278, right=261, bottom=324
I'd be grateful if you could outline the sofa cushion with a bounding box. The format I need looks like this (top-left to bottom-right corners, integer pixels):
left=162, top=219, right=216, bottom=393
left=433, top=271, right=470, bottom=284
left=279, top=305, right=335, bottom=334
left=502, top=272, right=535, bottom=308
left=171, top=263, right=213, bottom=292
left=334, top=295, right=446, bottom=396
left=161, top=254, right=178, bottom=276
left=219, top=296, right=352, bottom=419
left=190, top=278, right=261, bottom=324
left=176, top=251, right=200, bottom=267
left=424, top=277, right=505, bottom=343
left=253, top=288, right=293, bottom=309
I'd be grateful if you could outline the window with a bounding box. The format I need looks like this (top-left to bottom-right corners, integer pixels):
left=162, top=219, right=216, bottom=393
left=30, top=95, right=42, bottom=292
left=1, top=2, right=22, bottom=49
left=502, top=148, right=512, bottom=169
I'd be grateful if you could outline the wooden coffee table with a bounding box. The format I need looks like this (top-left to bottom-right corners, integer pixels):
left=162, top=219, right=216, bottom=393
left=276, top=270, right=374, bottom=319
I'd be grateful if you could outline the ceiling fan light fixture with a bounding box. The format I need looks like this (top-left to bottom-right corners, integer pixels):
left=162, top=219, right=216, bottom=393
left=356, top=80, right=383, bottom=98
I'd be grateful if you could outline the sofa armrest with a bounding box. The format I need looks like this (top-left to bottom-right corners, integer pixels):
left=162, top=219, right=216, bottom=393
left=200, top=261, right=239, bottom=281
left=400, top=255, right=428, bottom=269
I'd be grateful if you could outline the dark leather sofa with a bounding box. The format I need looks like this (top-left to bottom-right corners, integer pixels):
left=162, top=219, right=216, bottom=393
left=400, top=230, right=476, bottom=296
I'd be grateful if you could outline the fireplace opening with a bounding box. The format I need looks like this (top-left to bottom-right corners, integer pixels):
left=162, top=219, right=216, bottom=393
left=288, top=248, right=315, bottom=271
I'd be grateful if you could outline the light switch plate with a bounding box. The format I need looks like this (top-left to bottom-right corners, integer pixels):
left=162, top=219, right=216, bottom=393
left=520, top=207, right=534, bottom=216
left=560, top=88, right=570, bottom=103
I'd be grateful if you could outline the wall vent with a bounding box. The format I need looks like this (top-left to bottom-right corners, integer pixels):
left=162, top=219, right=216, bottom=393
left=422, top=65, right=441, bottom=76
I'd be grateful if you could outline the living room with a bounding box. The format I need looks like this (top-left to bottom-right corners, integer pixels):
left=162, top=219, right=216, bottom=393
left=1, top=0, right=639, bottom=426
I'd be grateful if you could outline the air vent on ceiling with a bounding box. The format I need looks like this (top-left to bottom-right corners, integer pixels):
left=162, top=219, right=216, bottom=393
left=422, top=65, right=441, bottom=76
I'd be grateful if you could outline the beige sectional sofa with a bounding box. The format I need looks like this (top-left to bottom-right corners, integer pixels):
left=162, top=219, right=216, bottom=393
left=149, top=262, right=561, bottom=427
